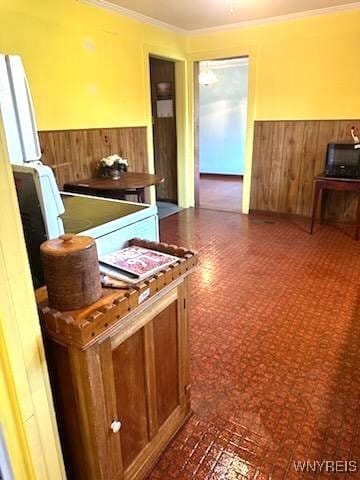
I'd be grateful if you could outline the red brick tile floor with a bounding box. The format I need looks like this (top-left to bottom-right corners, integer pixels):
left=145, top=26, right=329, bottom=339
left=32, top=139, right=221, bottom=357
left=148, top=209, right=360, bottom=480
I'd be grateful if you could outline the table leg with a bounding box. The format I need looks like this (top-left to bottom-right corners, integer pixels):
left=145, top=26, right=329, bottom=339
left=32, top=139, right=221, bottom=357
left=114, top=191, right=126, bottom=201
left=137, top=188, right=146, bottom=203
left=356, top=194, right=360, bottom=241
left=310, top=182, right=322, bottom=234
left=320, top=189, right=328, bottom=225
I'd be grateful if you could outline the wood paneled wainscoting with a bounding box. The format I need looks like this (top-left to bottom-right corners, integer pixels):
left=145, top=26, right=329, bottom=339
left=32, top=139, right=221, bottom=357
left=250, top=120, right=360, bottom=223
left=39, top=127, right=148, bottom=189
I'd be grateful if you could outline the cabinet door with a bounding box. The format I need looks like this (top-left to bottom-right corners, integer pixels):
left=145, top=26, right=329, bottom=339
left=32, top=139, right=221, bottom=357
left=110, top=283, right=190, bottom=480
left=112, top=328, right=150, bottom=470
left=153, top=300, right=179, bottom=427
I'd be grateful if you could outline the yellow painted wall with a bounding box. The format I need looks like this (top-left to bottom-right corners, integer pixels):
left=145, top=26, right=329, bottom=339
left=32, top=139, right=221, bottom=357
left=0, top=326, right=35, bottom=480
left=186, top=8, right=360, bottom=211
left=188, top=9, right=360, bottom=120
left=0, top=0, right=186, bottom=130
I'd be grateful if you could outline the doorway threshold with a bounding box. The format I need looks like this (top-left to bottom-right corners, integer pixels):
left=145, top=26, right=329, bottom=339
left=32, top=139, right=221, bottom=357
left=157, top=201, right=183, bottom=219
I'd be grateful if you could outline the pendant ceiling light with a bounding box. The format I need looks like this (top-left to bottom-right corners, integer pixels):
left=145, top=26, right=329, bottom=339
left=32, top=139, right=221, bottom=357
left=199, top=63, right=218, bottom=87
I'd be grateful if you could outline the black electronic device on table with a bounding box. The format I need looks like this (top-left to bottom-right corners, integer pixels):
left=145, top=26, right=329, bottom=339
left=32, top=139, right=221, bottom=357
left=325, top=143, right=360, bottom=178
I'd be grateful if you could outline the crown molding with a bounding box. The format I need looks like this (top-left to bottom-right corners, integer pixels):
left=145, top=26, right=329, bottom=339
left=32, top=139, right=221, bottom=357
left=79, top=0, right=187, bottom=34
left=79, top=0, right=360, bottom=36
left=189, top=2, right=360, bottom=35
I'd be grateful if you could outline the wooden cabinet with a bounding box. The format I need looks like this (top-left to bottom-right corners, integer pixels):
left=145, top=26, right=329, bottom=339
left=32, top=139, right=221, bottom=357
left=37, top=242, right=197, bottom=480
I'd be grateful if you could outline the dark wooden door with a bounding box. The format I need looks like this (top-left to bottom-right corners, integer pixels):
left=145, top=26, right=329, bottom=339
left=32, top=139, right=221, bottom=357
left=150, top=57, right=178, bottom=203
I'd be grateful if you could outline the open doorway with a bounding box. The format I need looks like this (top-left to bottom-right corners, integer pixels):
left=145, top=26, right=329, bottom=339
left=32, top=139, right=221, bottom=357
left=196, top=57, right=249, bottom=212
left=149, top=56, right=182, bottom=219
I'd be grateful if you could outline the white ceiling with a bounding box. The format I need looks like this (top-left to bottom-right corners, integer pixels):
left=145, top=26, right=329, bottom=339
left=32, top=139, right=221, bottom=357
left=98, top=0, right=360, bottom=31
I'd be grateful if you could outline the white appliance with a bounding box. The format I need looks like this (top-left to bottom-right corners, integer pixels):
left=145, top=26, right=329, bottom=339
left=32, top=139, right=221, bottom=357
left=13, top=162, right=159, bottom=287
left=0, top=426, right=12, bottom=480
left=1, top=55, right=159, bottom=287
left=0, top=54, right=41, bottom=164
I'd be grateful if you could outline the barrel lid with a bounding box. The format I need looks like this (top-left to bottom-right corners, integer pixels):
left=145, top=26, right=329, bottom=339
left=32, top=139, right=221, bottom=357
left=40, top=234, right=95, bottom=256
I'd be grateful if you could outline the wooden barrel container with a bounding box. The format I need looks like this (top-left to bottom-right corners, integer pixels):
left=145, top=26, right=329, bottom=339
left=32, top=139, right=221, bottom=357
left=40, top=234, right=102, bottom=310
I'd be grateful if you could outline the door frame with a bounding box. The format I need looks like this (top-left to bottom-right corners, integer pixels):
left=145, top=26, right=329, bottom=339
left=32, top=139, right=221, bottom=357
left=193, top=62, right=200, bottom=208
left=189, top=46, right=258, bottom=213
left=143, top=45, right=188, bottom=208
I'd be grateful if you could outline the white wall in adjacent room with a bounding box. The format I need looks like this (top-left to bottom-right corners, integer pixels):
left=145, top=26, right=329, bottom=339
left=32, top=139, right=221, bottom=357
left=199, top=58, right=249, bottom=175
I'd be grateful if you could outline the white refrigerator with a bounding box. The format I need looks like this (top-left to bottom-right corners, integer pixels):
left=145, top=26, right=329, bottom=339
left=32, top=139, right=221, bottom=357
left=0, top=54, right=41, bottom=164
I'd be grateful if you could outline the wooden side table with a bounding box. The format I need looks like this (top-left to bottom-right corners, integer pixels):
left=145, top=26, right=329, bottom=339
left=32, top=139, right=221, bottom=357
left=64, top=172, right=165, bottom=203
left=310, top=174, right=360, bottom=240
left=36, top=239, right=198, bottom=480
